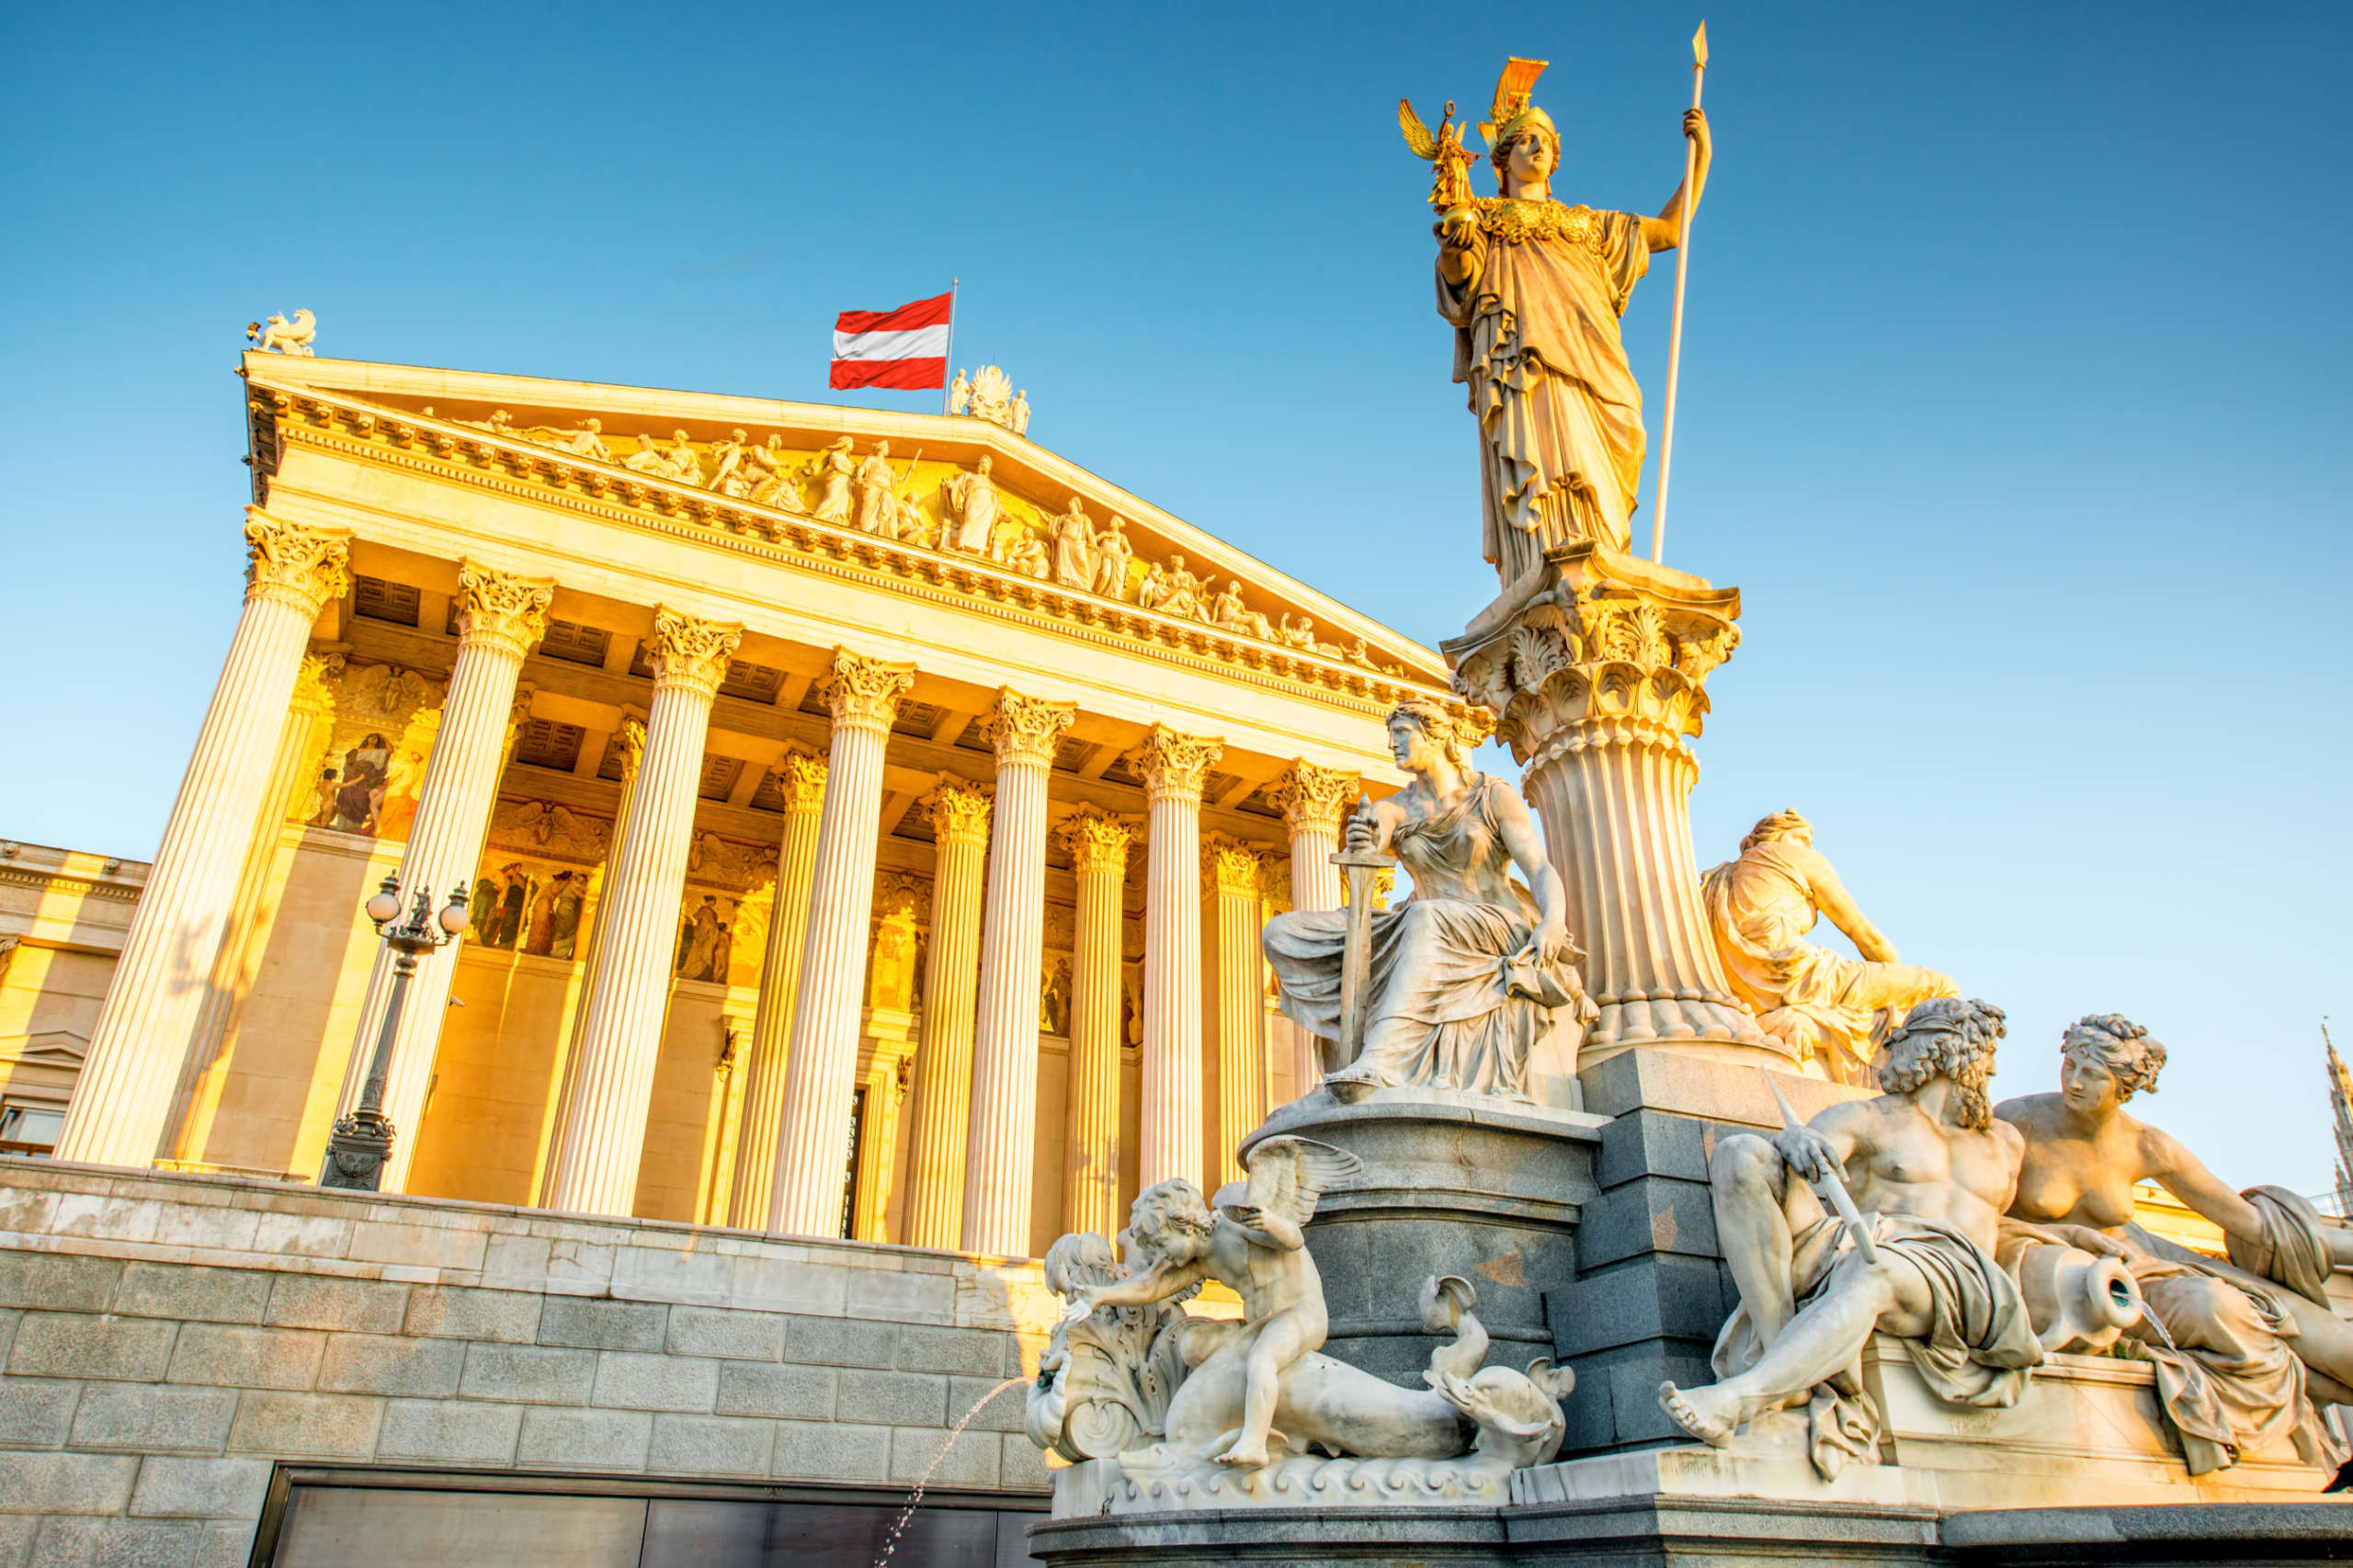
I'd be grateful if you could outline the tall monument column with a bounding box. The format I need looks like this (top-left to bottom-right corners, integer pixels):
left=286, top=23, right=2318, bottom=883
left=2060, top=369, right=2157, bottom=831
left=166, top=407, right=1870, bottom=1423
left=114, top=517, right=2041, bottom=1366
left=57, top=514, right=351, bottom=1169
left=545, top=608, right=743, bottom=1215
left=766, top=649, right=915, bottom=1237
left=1135, top=725, right=1222, bottom=1190
left=1443, top=545, right=1774, bottom=1067
left=335, top=560, right=555, bottom=1191
left=961, top=691, right=1076, bottom=1256
left=724, top=748, right=827, bottom=1229
left=1058, top=804, right=1132, bottom=1240
left=1203, top=836, right=1267, bottom=1187
left=901, top=778, right=991, bottom=1250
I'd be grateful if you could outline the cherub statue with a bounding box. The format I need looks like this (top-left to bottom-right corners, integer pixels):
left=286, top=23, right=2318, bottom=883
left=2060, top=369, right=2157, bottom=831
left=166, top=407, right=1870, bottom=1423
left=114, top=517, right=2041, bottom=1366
left=247, top=309, right=316, bottom=356
left=1396, top=99, right=1477, bottom=214
left=1068, top=1137, right=1361, bottom=1467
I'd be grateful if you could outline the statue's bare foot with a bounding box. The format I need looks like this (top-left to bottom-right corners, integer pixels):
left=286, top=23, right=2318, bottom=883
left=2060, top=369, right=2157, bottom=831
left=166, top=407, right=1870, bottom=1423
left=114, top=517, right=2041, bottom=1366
left=1213, top=1441, right=1270, bottom=1468
left=1657, top=1381, right=1743, bottom=1448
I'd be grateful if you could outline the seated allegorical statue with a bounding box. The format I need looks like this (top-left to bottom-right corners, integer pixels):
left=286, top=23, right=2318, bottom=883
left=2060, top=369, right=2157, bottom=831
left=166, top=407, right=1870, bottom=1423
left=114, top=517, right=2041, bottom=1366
left=1996, top=1015, right=2351, bottom=1474
left=1262, top=697, right=1594, bottom=1103
left=1700, top=810, right=1959, bottom=1085
left=1659, top=998, right=2045, bottom=1476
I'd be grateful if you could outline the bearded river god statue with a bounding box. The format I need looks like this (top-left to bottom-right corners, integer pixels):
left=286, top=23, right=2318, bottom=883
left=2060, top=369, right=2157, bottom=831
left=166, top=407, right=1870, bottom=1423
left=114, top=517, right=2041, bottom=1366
left=1405, top=57, right=1711, bottom=582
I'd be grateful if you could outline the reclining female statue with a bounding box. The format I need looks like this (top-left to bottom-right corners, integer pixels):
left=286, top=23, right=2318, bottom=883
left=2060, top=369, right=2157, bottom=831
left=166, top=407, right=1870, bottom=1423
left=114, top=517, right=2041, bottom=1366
left=1262, top=698, right=1593, bottom=1102
left=1995, top=1014, right=2352, bottom=1474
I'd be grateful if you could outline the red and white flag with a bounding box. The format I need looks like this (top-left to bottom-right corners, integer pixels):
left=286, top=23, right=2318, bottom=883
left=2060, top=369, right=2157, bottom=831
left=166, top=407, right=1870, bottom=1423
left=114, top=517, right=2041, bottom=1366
left=829, top=290, right=952, bottom=391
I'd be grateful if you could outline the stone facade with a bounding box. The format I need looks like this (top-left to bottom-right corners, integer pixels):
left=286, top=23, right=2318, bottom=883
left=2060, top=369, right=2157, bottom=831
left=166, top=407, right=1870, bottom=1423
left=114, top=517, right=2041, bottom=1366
left=0, top=1157, right=1062, bottom=1565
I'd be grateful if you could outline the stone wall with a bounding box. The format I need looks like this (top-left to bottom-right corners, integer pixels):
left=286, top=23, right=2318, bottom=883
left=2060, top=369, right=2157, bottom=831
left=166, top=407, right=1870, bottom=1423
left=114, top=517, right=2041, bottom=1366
left=0, top=1157, right=1055, bottom=1566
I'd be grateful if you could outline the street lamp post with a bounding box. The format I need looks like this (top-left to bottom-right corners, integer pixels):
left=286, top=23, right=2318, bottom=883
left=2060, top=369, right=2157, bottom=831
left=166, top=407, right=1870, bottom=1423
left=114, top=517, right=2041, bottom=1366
left=320, top=873, right=471, bottom=1191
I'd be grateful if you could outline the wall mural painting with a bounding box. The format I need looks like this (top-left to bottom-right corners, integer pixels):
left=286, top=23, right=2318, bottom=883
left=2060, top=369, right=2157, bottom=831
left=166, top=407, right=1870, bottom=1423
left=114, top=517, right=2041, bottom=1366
left=675, top=893, right=739, bottom=984
left=296, top=660, right=442, bottom=841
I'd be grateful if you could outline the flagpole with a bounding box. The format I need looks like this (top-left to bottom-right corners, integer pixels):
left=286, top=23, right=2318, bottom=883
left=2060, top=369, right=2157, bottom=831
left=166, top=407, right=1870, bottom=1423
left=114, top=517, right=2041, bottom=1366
left=941, top=278, right=960, bottom=416
left=1651, top=22, right=1707, bottom=565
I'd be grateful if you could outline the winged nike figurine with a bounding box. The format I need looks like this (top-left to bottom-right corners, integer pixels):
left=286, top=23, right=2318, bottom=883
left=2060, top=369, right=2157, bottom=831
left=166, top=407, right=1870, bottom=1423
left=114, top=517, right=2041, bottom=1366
left=1064, top=1136, right=1361, bottom=1467
left=1396, top=97, right=1478, bottom=215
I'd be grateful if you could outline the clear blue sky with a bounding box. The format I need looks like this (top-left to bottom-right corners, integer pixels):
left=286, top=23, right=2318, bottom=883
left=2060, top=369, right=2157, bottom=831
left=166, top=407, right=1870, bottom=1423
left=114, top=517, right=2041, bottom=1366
left=6, top=2, right=2347, bottom=1189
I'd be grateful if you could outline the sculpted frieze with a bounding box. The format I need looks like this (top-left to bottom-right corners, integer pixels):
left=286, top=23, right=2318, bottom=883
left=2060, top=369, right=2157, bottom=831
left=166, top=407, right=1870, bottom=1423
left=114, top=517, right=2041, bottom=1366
left=487, top=800, right=612, bottom=866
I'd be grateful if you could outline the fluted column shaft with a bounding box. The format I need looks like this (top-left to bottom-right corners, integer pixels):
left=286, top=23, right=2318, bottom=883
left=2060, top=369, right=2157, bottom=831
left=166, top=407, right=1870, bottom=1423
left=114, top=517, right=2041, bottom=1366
left=57, top=515, right=351, bottom=1168
left=1271, top=762, right=1354, bottom=1100
left=1136, top=726, right=1222, bottom=1191
left=902, top=780, right=992, bottom=1249
left=961, top=692, right=1075, bottom=1256
left=1204, top=837, right=1266, bottom=1188
left=335, top=562, right=554, bottom=1191
left=725, top=751, right=828, bottom=1228
left=1060, top=807, right=1132, bottom=1239
left=546, top=609, right=742, bottom=1215
left=767, top=650, right=915, bottom=1236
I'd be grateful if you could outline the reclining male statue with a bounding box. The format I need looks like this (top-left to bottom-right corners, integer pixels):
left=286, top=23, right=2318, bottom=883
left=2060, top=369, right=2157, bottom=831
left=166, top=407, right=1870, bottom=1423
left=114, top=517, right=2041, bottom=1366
left=1659, top=997, right=2046, bottom=1475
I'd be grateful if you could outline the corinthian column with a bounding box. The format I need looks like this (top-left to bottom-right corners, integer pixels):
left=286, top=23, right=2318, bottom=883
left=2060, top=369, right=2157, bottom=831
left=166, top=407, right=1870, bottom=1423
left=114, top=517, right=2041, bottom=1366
left=724, top=748, right=827, bottom=1229
left=1203, top=835, right=1267, bottom=1187
left=961, top=691, right=1076, bottom=1256
left=1135, top=725, right=1222, bottom=1191
left=335, top=560, right=554, bottom=1192
left=1060, top=805, right=1132, bottom=1238
left=57, top=514, right=350, bottom=1168
left=1269, top=761, right=1354, bottom=1096
left=546, top=608, right=743, bottom=1215
left=1446, top=544, right=1774, bottom=1068
left=767, top=649, right=915, bottom=1236
left=901, top=778, right=991, bottom=1249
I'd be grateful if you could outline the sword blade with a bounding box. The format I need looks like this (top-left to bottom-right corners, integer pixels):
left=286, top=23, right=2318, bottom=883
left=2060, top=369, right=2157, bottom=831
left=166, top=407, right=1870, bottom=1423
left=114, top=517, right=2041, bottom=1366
left=1766, top=1075, right=1879, bottom=1265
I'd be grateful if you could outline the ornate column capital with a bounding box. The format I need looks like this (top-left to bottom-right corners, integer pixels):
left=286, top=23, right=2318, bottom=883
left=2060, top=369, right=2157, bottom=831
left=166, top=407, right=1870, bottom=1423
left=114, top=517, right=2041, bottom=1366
left=1202, top=834, right=1263, bottom=899
left=649, top=608, right=745, bottom=699
left=1132, top=725, right=1223, bottom=806
left=772, top=747, right=829, bottom=816
left=1270, top=761, right=1357, bottom=837
left=818, top=646, right=915, bottom=735
left=292, top=651, right=345, bottom=717
left=1057, top=802, right=1135, bottom=875
left=985, top=688, right=1076, bottom=770
left=926, top=775, right=993, bottom=846
left=243, top=513, right=352, bottom=618
left=454, top=559, right=556, bottom=660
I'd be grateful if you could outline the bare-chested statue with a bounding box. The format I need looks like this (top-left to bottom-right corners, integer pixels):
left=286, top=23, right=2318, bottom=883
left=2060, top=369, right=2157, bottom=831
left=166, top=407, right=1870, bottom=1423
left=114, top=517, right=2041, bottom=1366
left=1701, top=811, right=1958, bottom=1085
left=1660, top=998, right=2042, bottom=1476
left=1997, top=1015, right=2351, bottom=1473
left=1067, top=1137, right=1359, bottom=1468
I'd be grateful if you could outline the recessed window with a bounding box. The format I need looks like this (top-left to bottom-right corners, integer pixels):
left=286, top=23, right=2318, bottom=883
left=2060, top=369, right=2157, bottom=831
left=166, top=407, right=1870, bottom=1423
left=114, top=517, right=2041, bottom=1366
left=0, top=1102, right=63, bottom=1155
left=540, top=619, right=612, bottom=668
left=354, top=575, right=421, bottom=627
left=512, top=719, right=585, bottom=772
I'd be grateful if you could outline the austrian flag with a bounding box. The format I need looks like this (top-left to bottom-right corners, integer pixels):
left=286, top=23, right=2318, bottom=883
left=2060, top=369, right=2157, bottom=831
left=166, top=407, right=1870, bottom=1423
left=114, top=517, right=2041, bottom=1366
left=829, top=290, right=953, bottom=391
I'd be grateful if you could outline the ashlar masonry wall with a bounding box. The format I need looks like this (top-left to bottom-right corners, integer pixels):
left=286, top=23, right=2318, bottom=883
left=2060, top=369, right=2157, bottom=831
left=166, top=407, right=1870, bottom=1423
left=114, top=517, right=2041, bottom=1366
left=0, top=1157, right=1057, bottom=1567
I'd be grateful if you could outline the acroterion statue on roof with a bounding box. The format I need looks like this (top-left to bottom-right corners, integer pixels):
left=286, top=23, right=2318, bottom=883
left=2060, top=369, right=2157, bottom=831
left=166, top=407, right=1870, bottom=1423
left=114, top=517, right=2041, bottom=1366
left=1404, top=57, right=1711, bottom=581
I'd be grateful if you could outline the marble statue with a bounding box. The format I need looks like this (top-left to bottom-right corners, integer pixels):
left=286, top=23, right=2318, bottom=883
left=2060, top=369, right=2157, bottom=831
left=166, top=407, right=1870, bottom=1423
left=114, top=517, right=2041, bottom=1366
left=1263, top=699, right=1591, bottom=1102
left=1092, top=516, right=1134, bottom=599
left=1996, top=1015, right=2353, bottom=1474
left=949, top=369, right=972, bottom=416
left=854, top=441, right=900, bottom=534
left=1277, top=614, right=1319, bottom=653
left=247, top=309, right=316, bottom=356
left=1033, top=1147, right=1577, bottom=1499
left=708, top=429, right=751, bottom=497
left=517, top=417, right=612, bottom=462
left=1050, top=497, right=1097, bottom=589
left=806, top=437, right=855, bottom=524
left=622, top=430, right=701, bottom=485
left=1011, top=390, right=1031, bottom=436
left=1701, top=811, right=1959, bottom=1085
left=745, top=435, right=795, bottom=506
left=1418, top=58, right=1710, bottom=575
left=1659, top=999, right=2048, bottom=1477
left=1142, top=554, right=1209, bottom=621
left=995, top=519, right=1049, bottom=579
left=940, top=456, right=999, bottom=552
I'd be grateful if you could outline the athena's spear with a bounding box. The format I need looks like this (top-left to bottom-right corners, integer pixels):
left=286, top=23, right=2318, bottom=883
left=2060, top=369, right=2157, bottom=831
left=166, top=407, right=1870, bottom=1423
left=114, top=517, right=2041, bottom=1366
left=1650, top=21, right=1708, bottom=565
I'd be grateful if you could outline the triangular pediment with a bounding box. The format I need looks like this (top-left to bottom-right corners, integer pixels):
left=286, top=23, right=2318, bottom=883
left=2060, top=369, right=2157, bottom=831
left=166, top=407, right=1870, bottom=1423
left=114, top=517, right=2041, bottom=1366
left=0, top=1029, right=88, bottom=1070
left=242, top=354, right=1451, bottom=700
